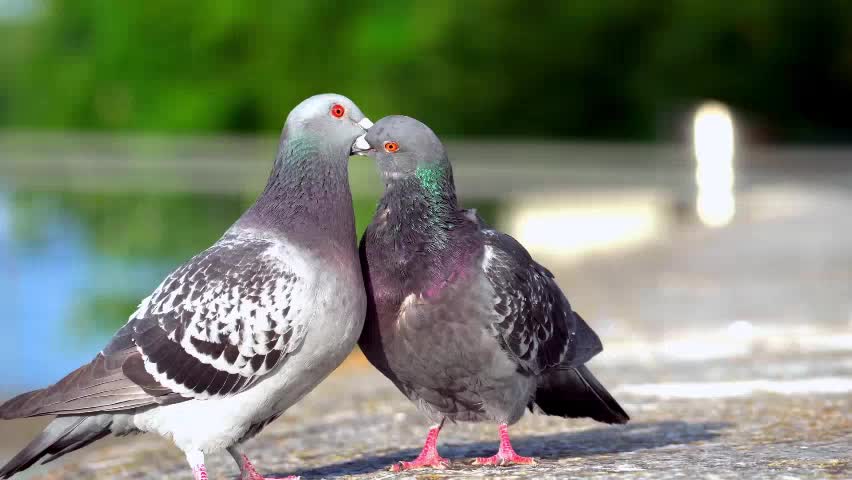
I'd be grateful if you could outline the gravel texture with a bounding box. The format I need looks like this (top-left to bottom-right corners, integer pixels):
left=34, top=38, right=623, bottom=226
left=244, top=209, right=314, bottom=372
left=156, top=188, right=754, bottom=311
left=23, top=362, right=851, bottom=480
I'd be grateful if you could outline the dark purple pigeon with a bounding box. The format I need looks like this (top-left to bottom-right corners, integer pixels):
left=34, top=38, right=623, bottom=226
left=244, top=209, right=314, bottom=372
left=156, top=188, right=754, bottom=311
left=353, top=115, right=629, bottom=471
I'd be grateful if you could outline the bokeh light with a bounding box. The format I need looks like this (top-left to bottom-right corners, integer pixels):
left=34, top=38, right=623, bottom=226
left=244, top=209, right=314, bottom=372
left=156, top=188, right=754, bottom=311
left=693, top=101, right=736, bottom=227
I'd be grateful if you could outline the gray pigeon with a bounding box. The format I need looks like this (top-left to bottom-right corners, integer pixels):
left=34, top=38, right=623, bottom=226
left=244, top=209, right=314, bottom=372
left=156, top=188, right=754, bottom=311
left=353, top=116, right=628, bottom=470
left=0, top=94, right=373, bottom=480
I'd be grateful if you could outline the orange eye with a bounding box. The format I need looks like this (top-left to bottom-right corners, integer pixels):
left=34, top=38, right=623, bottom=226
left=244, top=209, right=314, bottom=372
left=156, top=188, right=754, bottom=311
left=384, top=141, right=400, bottom=153
left=330, top=104, right=345, bottom=118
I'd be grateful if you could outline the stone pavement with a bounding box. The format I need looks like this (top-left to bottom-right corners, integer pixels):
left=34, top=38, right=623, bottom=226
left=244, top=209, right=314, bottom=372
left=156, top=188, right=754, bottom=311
left=26, top=360, right=851, bottom=480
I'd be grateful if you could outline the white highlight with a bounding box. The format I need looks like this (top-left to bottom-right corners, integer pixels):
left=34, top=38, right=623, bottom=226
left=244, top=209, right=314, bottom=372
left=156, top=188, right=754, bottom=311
left=185, top=450, right=205, bottom=470
left=481, top=245, right=495, bottom=270
left=618, top=377, right=852, bottom=400
left=601, top=323, right=852, bottom=366
left=398, top=293, right=420, bottom=315
left=358, top=117, right=374, bottom=129
left=726, top=320, right=754, bottom=340
left=506, top=191, right=664, bottom=262
left=693, top=101, right=736, bottom=227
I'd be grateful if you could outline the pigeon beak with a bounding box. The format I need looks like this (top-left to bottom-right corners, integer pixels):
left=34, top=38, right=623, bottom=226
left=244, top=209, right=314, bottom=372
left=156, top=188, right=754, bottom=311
left=357, top=117, right=374, bottom=130
left=350, top=134, right=373, bottom=156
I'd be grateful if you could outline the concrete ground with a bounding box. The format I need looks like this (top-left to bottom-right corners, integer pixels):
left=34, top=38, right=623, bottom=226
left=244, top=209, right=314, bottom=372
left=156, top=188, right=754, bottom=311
left=3, top=184, right=851, bottom=479
left=17, top=362, right=851, bottom=480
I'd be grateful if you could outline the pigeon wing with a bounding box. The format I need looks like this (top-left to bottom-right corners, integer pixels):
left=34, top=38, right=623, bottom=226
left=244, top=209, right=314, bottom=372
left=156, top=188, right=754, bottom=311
left=129, top=234, right=311, bottom=399
left=480, top=228, right=601, bottom=375
left=0, top=234, right=313, bottom=418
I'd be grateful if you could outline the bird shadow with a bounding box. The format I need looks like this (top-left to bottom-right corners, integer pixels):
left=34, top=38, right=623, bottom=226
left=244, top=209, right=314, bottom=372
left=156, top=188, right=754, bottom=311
left=289, top=420, right=729, bottom=479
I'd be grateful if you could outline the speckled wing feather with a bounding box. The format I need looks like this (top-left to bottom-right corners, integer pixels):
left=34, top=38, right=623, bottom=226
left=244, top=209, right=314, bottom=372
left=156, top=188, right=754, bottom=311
left=128, top=232, right=310, bottom=399
left=479, top=224, right=600, bottom=375
left=0, top=231, right=312, bottom=418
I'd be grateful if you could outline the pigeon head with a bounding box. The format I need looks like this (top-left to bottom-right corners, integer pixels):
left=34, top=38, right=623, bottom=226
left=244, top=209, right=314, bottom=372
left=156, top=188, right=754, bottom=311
left=352, top=115, right=450, bottom=180
left=282, top=93, right=373, bottom=157
left=242, top=94, right=372, bottom=238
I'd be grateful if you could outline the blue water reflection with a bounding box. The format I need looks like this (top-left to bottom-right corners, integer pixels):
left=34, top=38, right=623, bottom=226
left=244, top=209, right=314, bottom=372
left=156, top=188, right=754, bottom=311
left=0, top=193, right=170, bottom=391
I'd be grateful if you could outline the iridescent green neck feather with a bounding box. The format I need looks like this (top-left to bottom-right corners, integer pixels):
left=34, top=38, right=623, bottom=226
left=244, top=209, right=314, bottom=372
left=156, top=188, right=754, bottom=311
left=415, top=164, right=446, bottom=200
left=376, top=160, right=469, bottom=255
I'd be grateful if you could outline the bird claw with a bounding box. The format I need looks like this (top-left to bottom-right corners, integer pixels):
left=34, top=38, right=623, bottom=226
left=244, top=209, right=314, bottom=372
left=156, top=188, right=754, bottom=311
left=246, top=475, right=299, bottom=480
left=241, top=455, right=299, bottom=480
left=390, top=457, right=451, bottom=472
left=472, top=453, right=537, bottom=466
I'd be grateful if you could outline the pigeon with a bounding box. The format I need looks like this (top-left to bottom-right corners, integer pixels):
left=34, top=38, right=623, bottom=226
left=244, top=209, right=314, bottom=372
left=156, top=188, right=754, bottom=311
left=352, top=115, right=629, bottom=470
left=0, top=94, right=373, bottom=480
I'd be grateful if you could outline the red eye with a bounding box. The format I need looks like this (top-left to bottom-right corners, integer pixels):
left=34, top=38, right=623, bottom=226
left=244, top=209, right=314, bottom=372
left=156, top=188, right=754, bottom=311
left=384, top=141, right=400, bottom=153
left=330, top=104, right=345, bottom=118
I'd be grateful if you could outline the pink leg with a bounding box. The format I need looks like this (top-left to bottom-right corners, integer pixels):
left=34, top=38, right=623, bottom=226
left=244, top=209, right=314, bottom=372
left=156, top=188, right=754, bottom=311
left=391, top=424, right=451, bottom=471
left=192, top=464, right=209, bottom=480
left=473, top=424, right=536, bottom=466
left=241, top=454, right=299, bottom=480
left=187, top=451, right=209, bottom=480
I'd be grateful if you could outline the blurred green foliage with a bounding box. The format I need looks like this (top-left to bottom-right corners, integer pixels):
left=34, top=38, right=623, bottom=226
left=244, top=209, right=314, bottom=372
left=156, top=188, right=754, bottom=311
left=1, top=0, right=851, bottom=141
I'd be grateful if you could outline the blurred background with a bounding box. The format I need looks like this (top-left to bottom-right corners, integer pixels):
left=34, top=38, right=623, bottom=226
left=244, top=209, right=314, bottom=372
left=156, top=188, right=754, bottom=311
left=0, top=2, right=851, bottom=476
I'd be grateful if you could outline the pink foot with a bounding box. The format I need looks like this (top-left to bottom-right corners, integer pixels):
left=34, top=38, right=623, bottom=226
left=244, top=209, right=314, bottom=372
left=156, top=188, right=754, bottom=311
left=242, top=455, right=299, bottom=480
left=472, top=424, right=537, bottom=466
left=473, top=452, right=536, bottom=466
left=390, top=424, right=451, bottom=472
left=391, top=455, right=451, bottom=472
left=192, top=464, right=209, bottom=480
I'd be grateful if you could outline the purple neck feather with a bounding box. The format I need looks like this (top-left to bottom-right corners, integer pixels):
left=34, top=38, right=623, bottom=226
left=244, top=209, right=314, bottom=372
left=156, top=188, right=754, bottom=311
left=238, top=134, right=356, bottom=252
left=369, top=176, right=482, bottom=295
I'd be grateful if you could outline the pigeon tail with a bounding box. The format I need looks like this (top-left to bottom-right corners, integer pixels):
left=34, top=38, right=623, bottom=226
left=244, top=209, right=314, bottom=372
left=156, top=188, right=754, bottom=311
left=0, top=415, right=112, bottom=478
left=533, top=365, right=629, bottom=424
left=570, top=312, right=604, bottom=366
